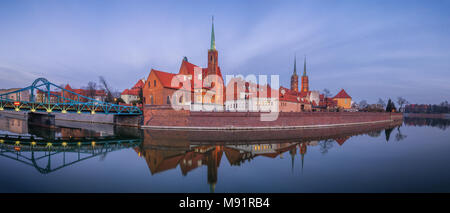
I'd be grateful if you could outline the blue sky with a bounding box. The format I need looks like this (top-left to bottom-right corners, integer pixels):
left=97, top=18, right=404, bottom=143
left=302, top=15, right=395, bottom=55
left=0, top=0, right=449, bottom=104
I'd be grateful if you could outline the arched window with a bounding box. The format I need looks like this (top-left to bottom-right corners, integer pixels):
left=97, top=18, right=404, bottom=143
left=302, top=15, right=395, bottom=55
left=150, top=95, right=153, bottom=105
left=154, top=80, right=156, bottom=87
left=166, top=96, right=170, bottom=105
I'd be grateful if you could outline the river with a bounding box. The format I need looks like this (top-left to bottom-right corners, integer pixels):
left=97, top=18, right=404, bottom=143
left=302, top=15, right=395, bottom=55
left=1, top=113, right=449, bottom=192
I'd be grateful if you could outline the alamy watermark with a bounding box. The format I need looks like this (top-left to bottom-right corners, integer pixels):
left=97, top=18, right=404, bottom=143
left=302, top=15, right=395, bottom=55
left=170, top=67, right=280, bottom=121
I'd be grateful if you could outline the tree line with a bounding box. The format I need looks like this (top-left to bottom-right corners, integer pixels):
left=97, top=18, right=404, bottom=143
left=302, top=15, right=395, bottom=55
left=404, top=101, right=450, bottom=114
left=355, top=97, right=407, bottom=112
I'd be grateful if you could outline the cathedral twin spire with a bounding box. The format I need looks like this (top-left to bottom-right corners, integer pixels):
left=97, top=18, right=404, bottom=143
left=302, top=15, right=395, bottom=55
left=293, top=54, right=307, bottom=77
left=292, top=54, right=309, bottom=93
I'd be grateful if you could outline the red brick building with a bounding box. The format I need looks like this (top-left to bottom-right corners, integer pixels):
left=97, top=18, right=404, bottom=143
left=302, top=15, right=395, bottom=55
left=142, top=18, right=223, bottom=109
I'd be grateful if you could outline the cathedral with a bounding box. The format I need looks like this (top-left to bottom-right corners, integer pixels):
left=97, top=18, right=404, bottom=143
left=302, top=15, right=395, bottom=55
left=141, top=17, right=351, bottom=112
left=142, top=17, right=223, bottom=109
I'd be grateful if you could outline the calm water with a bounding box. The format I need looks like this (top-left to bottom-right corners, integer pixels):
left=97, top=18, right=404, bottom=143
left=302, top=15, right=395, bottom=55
left=1, top=113, right=450, bottom=193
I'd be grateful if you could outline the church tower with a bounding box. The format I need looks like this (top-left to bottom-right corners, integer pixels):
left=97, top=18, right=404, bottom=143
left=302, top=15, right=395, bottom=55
left=207, top=16, right=218, bottom=76
left=301, top=56, right=309, bottom=92
left=290, top=55, right=299, bottom=92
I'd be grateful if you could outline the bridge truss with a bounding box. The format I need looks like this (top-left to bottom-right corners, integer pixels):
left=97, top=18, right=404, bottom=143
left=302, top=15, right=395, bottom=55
left=0, top=78, right=141, bottom=115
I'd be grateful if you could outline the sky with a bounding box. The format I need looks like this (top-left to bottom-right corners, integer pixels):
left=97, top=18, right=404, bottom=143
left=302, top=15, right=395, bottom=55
left=0, top=0, right=449, bottom=104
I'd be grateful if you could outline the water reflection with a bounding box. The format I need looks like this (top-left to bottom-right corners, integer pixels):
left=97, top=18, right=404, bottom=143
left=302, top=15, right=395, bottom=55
left=404, top=116, right=450, bottom=130
left=0, top=113, right=142, bottom=174
left=3, top=113, right=450, bottom=192
left=135, top=120, right=405, bottom=192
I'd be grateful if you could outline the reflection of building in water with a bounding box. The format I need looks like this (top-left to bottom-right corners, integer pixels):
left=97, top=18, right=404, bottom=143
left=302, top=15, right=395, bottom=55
left=404, top=117, right=450, bottom=130
left=300, top=143, right=307, bottom=172
left=0, top=116, right=28, bottom=134
left=59, top=127, right=101, bottom=138
left=137, top=120, right=403, bottom=191
left=334, top=136, right=350, bottom=146
left=137, top=140, right=315, bottom=191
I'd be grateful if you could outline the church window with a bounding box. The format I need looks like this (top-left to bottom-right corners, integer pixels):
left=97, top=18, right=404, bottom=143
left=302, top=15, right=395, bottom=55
left=154, top=80, right=156, bottom=87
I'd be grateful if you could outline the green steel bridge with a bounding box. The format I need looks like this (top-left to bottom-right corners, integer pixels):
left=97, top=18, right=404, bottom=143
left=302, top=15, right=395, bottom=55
left=0, top=78, right=141, bottom=115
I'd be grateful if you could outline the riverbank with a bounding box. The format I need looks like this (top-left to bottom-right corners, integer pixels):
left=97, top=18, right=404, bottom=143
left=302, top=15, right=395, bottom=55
left=142, top=105, right=403, bottom=130
left=0, top=110, right=142, bottom=127
left=404, top=113, right=450, bottom=119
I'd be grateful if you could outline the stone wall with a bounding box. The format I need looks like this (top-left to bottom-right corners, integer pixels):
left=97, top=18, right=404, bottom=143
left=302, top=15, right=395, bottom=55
left=143, top=105, right=403, bottom=129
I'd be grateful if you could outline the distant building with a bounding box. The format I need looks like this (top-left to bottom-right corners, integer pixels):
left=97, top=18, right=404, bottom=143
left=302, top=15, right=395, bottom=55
left=121, top=79, right=145, bottom=104
left=0, top=88, right=30, bottom=102
left=332, top=89, right=352, bottom=109
left=225, top=77, right=276, bottom=112
left=62, top=84, right=106, bottom=102
left=36, top=90, right=60, bottom=103
left=35, top=84, right=106, bottom=103
left=278, top=87, right=312, bottom=112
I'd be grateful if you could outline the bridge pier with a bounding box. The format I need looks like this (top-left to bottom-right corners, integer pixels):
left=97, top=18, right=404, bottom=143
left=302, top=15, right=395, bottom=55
left=28, top=112, right=56, bottom=128
left=114, top=114, right=143, bottom=127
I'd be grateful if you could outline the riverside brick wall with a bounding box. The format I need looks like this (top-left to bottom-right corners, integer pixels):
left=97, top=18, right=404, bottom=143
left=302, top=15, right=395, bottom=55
left=142, top=119, right=403, bottom=145
left=143, top=105, right=403, bottom=129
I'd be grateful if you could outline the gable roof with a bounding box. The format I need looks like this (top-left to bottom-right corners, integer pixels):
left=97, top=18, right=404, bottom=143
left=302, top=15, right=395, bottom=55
left=132, top=79, right=145, bottom=89
left=152, top=69, right=180, bottom=89
left=333, top=89, right=351, bottom=99
left=180, top=60, right=223, bottom=80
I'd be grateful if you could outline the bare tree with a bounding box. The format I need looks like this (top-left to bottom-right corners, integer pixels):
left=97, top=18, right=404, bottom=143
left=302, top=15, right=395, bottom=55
left=318, top=139, right=334, bottom=154
left=359, top=100, right=368, bottom=110
left=99, top=76, right=114, bottom=102
left=323, top=88, right=332, bottom=98
left=397, top=96, right=408, bottom=112
left=377, top=98, right=386, bottom=109
left=85, top=81, right=97, bottom=99
left=395, top=126, right=407, bottom=141
left=322, top=89, right=332, bottom=111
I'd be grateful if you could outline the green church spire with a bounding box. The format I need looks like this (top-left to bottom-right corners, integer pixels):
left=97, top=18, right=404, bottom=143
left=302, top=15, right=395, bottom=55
left=210, top=16, right=216, bottom=50
left=303, top=55, right=307, bottom=77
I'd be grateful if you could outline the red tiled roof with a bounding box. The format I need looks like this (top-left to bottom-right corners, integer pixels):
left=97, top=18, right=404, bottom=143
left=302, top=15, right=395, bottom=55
left=333, top=89, right=351, bottom=99
left=152, top=69, right=180, bottom=89
left=279, top=86, right=311, bottom=104
left=64, top=84, right=72, bottom=91
left=122, top=88, right=140, bottom=96
left=132, top=79, right=145, bottom=89
left=181, top=60, right=223, bottom=79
